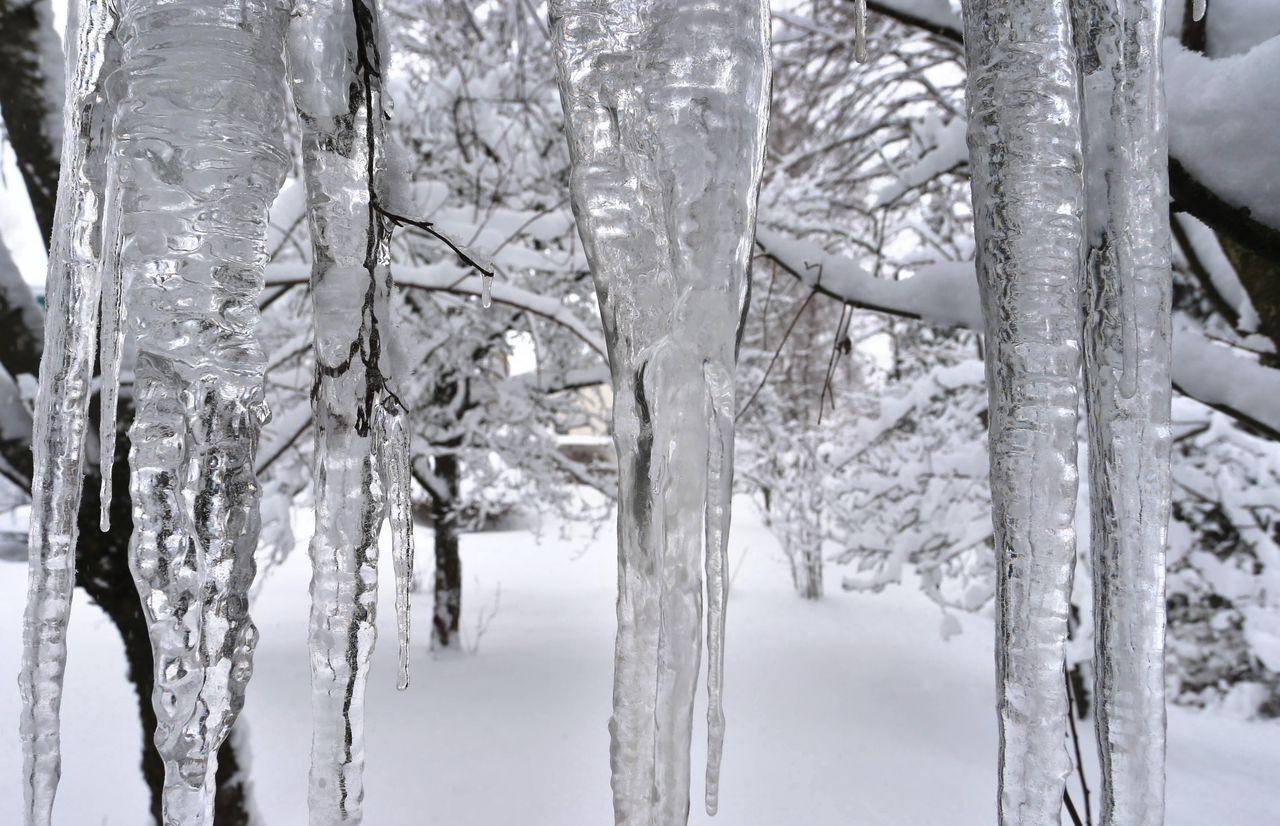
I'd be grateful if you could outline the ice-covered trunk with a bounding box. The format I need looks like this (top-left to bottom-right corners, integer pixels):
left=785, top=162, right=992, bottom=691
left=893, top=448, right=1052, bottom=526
left=551, top=0, right=770, bottom=821
left=18, top=2, right=117, bottom=823
left=959, top=1, right=1087, bottom=823
left=1074, top=1, right=1173, bottom=823
left=109, top=1, right=291, bottom=823
left=288, top=1, right=413, bottom=822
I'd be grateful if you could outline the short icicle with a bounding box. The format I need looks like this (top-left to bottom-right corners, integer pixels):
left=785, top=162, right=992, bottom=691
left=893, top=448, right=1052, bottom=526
left=378, top=401, right=415, bottom=692
left=111, top=0, right=293, bottom=822
left=959, top=0, right=1087, bottom=823
left=854, top=0, right=869, bottom=64
left=1075, top=1, right=1174, bottom=823
left=288, top=0, right=413, bottom=821
left=19, top=2, right=118, bottom=823
left=550, top=0, right=771, bottom=821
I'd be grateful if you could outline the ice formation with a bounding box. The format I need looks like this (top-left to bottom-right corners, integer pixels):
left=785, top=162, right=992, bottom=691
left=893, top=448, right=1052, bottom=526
left=854, top=0, right=869, bottom=64
left=550, top=0, right=771, bottom=821
left=21, top=0, right=416, bottom=820
left=108, top=0, right=293, bottom=822
left=959, top=0, right=1086, bottom=823
left=288, top=0, right=415, bottom=820
left=18, top=2, right=118, bottom=823
left=1075, top=1, right=1173, bottom=823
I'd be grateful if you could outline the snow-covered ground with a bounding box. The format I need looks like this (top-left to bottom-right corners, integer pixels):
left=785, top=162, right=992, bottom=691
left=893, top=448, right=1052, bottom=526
left=1, top=499, right=1277, bottom=824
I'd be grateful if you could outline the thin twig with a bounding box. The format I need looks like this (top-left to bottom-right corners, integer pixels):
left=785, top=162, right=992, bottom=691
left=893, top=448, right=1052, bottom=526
left=738, top=288, right=818, bottom=420
left=1065, top=664, right=1094, bottom=826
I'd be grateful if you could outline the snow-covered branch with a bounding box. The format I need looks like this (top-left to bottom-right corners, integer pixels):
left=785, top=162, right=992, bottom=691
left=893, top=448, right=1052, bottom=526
left=866, top=0, right=1280, bottom=254
left=264, top=261, right=607, bottom=357
left=757, top=228, right=1280, bottom=440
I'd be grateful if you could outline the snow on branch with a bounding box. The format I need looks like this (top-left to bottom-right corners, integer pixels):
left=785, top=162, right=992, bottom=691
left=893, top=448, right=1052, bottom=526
left=868, top=0, right=1280, bottom=251
left=263, top=261, right=607, bottom=357
left=757, top=228, right=1280, bottom=440
left=755, top=226, right=981, bottom=328
left=1166, top=38, right=1280, bottom=239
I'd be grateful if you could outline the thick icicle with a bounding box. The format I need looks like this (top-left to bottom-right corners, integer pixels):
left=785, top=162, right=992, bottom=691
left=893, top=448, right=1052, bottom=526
left=111, top=1, right=292, bottom=822
left=959, top=1, right=1086, bottom=823
left=18, top=3, right=118, bottom=823
left=288, top=0, right=412, bottom=820
left=550, top=0, right=771, bottom=821
left=1075, top=1, right=1173, bottom=823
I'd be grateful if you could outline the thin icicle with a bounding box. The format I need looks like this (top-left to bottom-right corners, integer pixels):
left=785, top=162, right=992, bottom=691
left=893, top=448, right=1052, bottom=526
left=1075, top=1, right=1173, bottom=823
left=111, top=0, right=293, bottom=822
left=378, top=400, right=415, bottom=691
left=959, top=0, right=1087, bottom=823
left=854, top=0, right=869, bottom=64
left=481, top=272, right=494, bottom=308
left=550, top=0, right=771, bottom=821
left=96, top=163, right=126, bottom=531
left=702, top=359, right=735, bottom=816
left=18, top=2, right=117, bottom=823
left=289, top=0, right=411, bottom=820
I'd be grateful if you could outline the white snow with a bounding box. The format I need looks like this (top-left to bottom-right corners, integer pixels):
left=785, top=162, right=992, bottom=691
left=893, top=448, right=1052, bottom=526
left=1204, top=0, right=1280, bottom=58
left=1172, top=325, right=1280, bottom=436
left=1165, top=36, right=1280, bottom=232
left=2, top=500, right=1278, bottom=824
left=1176, top=214, right=1259, bottom=332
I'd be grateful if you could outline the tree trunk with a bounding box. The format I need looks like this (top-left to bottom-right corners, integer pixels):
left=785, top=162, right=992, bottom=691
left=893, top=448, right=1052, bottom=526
left=0, top=0, right=61, bottom=244
left=431, top=451, right=462, bottom=648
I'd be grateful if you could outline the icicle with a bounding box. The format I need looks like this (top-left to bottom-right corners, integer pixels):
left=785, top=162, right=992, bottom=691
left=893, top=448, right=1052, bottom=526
left=854, top=0, right=869, bottom=64
left=96, top=167, right=126, bottom=531
left=109, top=1, right=292, bottom=822
left=289, top=0, right=412, bottom=820
left=1075, top=1, right=1173, bottom=823
left=1192, top=0, right=1205, bottom=22
left=702, top=359, right=735, bottom=816
left=18, top=3, right=118, bottom=824
left=958, top=1, right=1086, bottom=823
left=378, top=400, right=415, bottom=691
left=481, top=272, right=493, bottom=308
left=550, top=0, right=771, bottom=821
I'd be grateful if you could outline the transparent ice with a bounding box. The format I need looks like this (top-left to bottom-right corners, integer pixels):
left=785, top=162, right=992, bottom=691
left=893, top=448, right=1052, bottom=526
left=551, top=0, right=771, bottom=821
left=1076, top=1, right=1173, bottom=823
left=959, top=0, right=1086, bottom=823
left=289, top=0, right=415, bottom=821
left=18, top=2, right=117, bottom=823
left=108, top=1, right=292, bottom=822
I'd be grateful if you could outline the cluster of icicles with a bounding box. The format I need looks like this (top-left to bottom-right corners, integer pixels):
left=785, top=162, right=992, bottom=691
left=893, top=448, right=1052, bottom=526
left=18, top=0, right=1176, bottom=826
left=19, top=1, right=414, bottom=824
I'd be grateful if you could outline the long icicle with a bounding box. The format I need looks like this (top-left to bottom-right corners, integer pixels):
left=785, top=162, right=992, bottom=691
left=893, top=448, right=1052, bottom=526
left=18, top=2, right=118, bottom=823
left=1076, top=1, right=1173, bottom=823
left=379, top=400, right=415, bottom=691
left=97, top=138, right=127, bottom=531
left=550, top=0, right=771, bottom=820
left=958, top=0, right=1087, bottom=823
left=289, top=0, right=412, bottom=820
left=113, top=1, right=293, bottom=822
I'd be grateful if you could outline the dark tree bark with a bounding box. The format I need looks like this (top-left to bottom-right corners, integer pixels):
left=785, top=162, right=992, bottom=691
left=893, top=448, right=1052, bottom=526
left=431, top=450, right=462, bottom=648
left=0, top=0, right=61, bottom=244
